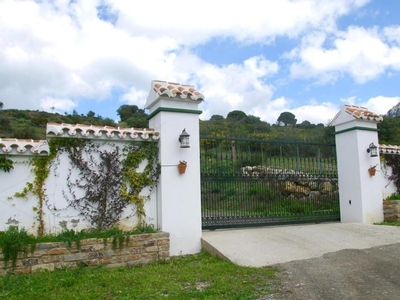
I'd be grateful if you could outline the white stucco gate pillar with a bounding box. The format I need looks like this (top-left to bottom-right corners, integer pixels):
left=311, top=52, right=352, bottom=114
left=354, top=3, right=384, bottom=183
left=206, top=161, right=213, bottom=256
left=332, top=105, right=383, bottom=223
left=145, top=80, right=204, bottom=256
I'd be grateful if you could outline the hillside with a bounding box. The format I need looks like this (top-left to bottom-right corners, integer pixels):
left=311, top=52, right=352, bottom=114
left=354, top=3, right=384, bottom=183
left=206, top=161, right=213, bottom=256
left=0, top=108, right=334, bottom=143
left=386, top=102, right=400, bottom=118
left=0, top=109, right=118, bottom=140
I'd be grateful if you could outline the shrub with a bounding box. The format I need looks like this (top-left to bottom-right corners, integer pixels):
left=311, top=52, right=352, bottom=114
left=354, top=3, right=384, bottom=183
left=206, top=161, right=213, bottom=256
left=0, top=227, right=35, bottom=269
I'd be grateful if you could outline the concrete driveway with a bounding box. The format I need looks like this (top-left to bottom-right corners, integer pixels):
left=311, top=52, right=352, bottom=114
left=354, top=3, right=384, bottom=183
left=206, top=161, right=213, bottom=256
left=201, top=222, right=400, bottom=266
left=202, top=223, right=400, bottom=299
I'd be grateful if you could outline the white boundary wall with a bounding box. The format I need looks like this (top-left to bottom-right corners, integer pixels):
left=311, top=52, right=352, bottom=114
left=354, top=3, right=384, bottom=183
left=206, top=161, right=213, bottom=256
left=1, top=80, right=205, bottom=256
left=0, top=139, right=158, bottom=234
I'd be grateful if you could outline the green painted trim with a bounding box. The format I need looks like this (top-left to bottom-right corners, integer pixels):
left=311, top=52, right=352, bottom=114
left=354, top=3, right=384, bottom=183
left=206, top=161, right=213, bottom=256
left=335, top=126, right=379, bottom=135
left=147, top=107, right=202, bottom=119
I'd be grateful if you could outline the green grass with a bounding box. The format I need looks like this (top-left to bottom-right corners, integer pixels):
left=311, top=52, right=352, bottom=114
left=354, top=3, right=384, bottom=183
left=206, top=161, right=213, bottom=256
left=376, top=220, right=400, bottom=226
left=24, top=224, right=157, bottom=245
left=385, top=193, right=400, bottom=200
left=0, top=251, right=278, bottom=300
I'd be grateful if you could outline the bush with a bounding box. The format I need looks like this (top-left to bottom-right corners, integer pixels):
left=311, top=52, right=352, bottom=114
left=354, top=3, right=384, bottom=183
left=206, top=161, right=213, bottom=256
left=0, top=227, right=35, bottom=269
left=386, top=193, right=400, bottom=200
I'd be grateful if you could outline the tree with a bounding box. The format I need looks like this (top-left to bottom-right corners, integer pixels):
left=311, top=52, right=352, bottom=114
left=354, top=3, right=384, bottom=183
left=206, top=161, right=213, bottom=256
left=87, top=110, right=96, bottom=118
left=116, top=105, right=148, bottom=127
left=0, top=101, right=3, bottom=110
left=122, top=115, right=148, bottom=128
left=226, top=110, right=247, bottom=122
left=210, top=115, right=224, bottom=122
left=117, top=105, right=146, bottom=122
left=243, top=115, right=261, bottom=124
left=277, top=112, right=297, bottom=126
left=378, top=116, right=400, bottom=144
left=297, top=120, right=316, bottom=129
left=101, top=117, right=117, bottom=127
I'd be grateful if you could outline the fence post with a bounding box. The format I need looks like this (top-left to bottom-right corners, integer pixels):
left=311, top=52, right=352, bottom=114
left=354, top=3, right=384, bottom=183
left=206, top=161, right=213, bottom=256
left=331, top=105, right=383, bottom=223
left=145, top=80, right=204, bottom=255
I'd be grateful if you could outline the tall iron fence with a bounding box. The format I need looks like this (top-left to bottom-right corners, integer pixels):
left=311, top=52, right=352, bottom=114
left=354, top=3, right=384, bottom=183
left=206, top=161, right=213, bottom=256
left=200, top=137, right=340, bottom=229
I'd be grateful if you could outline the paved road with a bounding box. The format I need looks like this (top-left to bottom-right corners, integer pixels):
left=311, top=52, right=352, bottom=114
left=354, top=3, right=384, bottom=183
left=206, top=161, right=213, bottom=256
left=269, top=243, right=400, bottom=300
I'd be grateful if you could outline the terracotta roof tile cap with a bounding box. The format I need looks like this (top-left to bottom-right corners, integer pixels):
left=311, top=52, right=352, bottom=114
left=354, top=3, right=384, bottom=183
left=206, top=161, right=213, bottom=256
left=344, top=105, right=383, bottom=121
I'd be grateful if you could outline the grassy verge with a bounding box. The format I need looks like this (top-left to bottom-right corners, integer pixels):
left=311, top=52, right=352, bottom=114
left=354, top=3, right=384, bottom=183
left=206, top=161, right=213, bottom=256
left=376, top=220, right=400, bottom=226
left=0, top=251, right=278, bottom=300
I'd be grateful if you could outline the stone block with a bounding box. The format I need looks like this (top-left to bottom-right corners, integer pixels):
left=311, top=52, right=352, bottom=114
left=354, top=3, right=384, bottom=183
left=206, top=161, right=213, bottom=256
left=88, top=251, right=105, bottom=259
left=31, top=250, right=48, bottom=258
left=36, top=242, right=67, bottom=250
left=127, top=254, right=142, bottom=261
left=55, top=262, right=76, bottom=269
left=126, top=241, right=142, bottom=247
left=156, top=238, right=170, bottom=246
left=42, top=256, right=63, bottom=264
left=32, top=263, right=55, bottom=272
left=49, top=248, right=67, bottom=255
left=319, top=181, right=333, bottom=193
left=153, top=232, right=170, bottom=239
left=130, top=247, right=144, bottom=254
left=64, top=253, right=87, bottom=262
left=22, top=258, right=39, bottom=266
left=158, top=246, right=169, bottom=252
left=159, top=251, right=170, bottom=258
left=143, top=240, right=155, bottom=247
left=145, top=246, right=158, bottom=253
left=81, top=244, right=104, bottom=252
left=79, top=238, right=100, bottom=246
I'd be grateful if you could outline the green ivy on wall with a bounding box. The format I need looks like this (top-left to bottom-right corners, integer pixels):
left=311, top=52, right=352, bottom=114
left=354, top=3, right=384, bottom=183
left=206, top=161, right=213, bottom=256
left=14, top=137, right=160, bottom=235
left=0, top=155, right=13, bottom=172
left=383, top=154, right=400, bottom=193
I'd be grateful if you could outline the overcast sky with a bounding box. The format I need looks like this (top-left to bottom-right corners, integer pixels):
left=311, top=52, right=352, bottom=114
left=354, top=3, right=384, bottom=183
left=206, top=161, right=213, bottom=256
left=1, top=0, right=400, bottom=125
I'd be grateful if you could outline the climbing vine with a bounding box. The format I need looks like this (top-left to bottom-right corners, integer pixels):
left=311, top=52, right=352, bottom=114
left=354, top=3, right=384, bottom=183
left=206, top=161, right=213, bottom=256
left=0, top=155, right=13, bottom=172
left=14, top=137, right=159, bottom=234
left=61, top=140, right=159, bottom=230
left=13, top=155, right=54, bottom=236
left=383, top=154, right=400, bottom=192
left=120, top=142, right=160, bottom=222
left=13, top=138, right=80, bottom=235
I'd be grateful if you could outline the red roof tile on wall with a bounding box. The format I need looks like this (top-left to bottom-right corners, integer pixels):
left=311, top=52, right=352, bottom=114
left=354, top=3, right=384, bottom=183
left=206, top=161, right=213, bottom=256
left=152, top=80, right=204, bottom=101
left=344, top=105, right=383, bottom=122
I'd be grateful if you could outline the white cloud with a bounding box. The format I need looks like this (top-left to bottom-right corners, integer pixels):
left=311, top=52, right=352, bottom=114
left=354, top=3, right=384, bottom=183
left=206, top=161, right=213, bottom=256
left=112, top=0, right=369, bottom=44
left=0, top=0, right=388, bottom=128
left=361, top=96, right=400, bottom=114
left=172, top=53, right=279, bottom=121
left=340, top=95, right=399, bottom=115
left=290, top=26, right=400, bottom=83
left=121, top=87, right=147, bottom=107
left=384, top=26, right=400, bottom=45
left=292, top=103, right=339, bottom=125
left=40, top=96, right=77, bottom=113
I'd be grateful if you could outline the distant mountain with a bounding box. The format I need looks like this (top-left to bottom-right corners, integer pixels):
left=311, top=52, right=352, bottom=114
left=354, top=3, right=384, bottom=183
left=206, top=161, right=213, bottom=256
left=386, top=102, right=400, bottom=118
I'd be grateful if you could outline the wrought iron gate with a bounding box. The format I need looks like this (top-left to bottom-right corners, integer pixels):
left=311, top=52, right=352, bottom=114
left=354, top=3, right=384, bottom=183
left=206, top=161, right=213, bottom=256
left=200, top=137, right=340, bottom=229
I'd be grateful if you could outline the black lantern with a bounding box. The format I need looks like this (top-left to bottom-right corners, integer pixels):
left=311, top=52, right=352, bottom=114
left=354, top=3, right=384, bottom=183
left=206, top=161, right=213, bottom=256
left=367, top=142, right=378, bottom=157
left=179, top=129, right=190, bottom=148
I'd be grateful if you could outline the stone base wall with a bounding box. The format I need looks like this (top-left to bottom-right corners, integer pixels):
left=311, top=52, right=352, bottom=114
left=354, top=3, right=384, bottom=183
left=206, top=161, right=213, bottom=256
left=0, top=232, right=169, bottom=275
left=242, top=166, right=339, bottom=200
left=383, top=200, right=400, bottom=221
